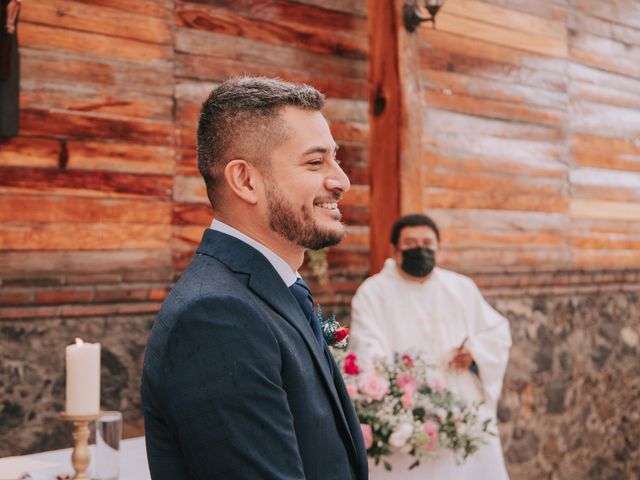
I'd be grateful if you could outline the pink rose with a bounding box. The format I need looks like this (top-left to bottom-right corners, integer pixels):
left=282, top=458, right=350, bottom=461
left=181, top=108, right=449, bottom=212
left=396, top=372, right=417, bottom=391
left=422, top=420, right=439, bottom=450
left=428, top=372, right=445, bottom=392
left=360, top=423, right=373, bottom=449
left=402, top=389, right=413, bottom=408
left=346, top=382, right=358, bottom=398
left=358, top=373, right=390, bottom=401
left=397, top=372, right=416, bottom=408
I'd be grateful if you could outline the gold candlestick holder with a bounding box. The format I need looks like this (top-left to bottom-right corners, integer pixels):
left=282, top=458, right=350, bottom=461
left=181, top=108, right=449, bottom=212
left=60, top=411, right=102, bottom=480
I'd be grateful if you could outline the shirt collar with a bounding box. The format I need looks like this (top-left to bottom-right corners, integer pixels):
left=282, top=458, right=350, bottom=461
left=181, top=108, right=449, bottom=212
left=210, top=219, right=298, bottom=287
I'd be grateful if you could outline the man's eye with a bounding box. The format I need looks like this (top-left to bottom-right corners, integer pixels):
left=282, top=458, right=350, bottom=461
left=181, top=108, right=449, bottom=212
left=308, top=159, right=322, bottom=166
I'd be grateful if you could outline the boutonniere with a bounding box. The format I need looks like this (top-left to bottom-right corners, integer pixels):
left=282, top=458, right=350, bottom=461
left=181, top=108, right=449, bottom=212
left=316, top=305, right=349, bottom=349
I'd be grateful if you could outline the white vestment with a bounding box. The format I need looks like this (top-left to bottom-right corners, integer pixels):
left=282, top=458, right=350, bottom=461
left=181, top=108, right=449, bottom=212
left=350, top=259, right=511, bottom=480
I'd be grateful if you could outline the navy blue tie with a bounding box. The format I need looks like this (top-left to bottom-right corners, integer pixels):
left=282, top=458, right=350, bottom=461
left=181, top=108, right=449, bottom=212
left=289, top=278, right=324, bottom=347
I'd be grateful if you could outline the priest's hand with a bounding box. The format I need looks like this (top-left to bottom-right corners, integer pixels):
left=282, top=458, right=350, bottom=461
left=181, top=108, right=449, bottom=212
left=449, top=347, right=474, bottom=371
left=6, top=0, right=21, bottom=34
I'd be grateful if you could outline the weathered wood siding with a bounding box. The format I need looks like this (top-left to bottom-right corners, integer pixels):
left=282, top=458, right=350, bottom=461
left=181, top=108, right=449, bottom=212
left=0, top=0, right=370, bottom=320
left=0, top=0, right=175, bottom=278
left=418, top=0, right=640, bottom=270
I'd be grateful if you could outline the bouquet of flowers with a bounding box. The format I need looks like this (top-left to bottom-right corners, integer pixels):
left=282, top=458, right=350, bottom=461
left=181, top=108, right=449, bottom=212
left=334, top=350, right=493, bottom=471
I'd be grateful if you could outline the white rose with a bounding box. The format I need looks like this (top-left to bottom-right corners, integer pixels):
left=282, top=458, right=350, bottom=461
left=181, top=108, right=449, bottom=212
left=388, top=423, right=414, bottom=448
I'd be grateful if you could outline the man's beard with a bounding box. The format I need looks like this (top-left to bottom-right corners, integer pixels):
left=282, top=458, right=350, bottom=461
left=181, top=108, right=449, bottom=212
left=265, top=181, right=346, bottom=250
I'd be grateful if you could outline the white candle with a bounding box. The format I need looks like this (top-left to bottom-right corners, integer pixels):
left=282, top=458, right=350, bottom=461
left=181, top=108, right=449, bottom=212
left=65, top=337, right=101, bottom=416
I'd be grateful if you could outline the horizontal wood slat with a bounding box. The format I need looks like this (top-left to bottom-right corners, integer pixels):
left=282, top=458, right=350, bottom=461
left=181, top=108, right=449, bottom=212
left=72, top=0, right=173, bottom=19
left=21, top=48, right=174, bottom=97
left=20, top=22, right=172, bottom=64
left=174, top=53, right=367, bottom=99
left=180, top=0, right=367, bottom=32
left=20, top=109, right=174, bottom=145
left=436, top=0, right=568, bottom=57
left=0, top=224, right=170, bottom=250
left=175, top=3, right=367, bottom=59
left=175, top=29, right=366, bottom=79
left=0, top=167, right=173, bottom=199
left=21, top=1, right=172, bottom=44
left=0, top=250, right=172, bottom=275
left=425, top=189, right=568, bottom=213
left=0, top=196, right=170, bottom=224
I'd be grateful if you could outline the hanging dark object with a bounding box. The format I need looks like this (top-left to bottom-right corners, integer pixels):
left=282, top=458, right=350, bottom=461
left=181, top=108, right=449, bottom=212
left=403, top=0, right=446, bottom=32
left=0, top=0, right=21, bottom=138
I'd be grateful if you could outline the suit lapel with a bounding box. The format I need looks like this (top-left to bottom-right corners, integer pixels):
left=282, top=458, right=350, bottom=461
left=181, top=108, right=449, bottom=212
left=196, top=230, right=360, bottom=472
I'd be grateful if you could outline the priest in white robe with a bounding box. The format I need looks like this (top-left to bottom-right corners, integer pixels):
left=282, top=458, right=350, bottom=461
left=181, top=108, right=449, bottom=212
left=349, top=214, right=512, bottom=480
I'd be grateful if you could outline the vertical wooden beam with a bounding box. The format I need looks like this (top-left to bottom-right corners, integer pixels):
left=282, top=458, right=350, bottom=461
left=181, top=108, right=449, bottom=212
left=367, top=0, right=401, bottom=275
left=397, top=4, right=424, bottom=217
left=367, top=0, right=423, bottom=274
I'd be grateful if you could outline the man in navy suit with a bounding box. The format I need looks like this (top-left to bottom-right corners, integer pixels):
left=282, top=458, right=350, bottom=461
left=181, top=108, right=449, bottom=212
left=141, top=77, right=368, bottom=479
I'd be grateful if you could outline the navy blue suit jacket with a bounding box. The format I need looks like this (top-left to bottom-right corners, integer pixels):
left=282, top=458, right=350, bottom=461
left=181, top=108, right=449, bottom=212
left=141, top=230, right=368, bottom=479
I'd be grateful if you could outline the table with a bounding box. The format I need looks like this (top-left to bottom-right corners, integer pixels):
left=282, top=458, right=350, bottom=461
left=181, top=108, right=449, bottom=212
left=0, top=437, right=150, bottom=480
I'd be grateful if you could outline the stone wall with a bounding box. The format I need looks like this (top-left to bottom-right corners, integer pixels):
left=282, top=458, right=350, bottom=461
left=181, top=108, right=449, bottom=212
left=0, top=314, right=153, bottom=454
left=496, top=291, right=640, bottom=479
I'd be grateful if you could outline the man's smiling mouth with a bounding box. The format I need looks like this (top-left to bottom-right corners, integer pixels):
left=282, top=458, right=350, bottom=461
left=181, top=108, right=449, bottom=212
left=315, top=202, right=338, bottom=210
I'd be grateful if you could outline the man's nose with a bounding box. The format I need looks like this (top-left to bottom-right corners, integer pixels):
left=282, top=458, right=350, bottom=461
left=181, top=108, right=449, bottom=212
left=325, top=161, right=351, bottom=193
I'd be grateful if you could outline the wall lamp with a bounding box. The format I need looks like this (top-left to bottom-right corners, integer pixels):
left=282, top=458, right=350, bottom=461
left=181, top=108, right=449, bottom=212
left=403, top=0, right=446, bottom=31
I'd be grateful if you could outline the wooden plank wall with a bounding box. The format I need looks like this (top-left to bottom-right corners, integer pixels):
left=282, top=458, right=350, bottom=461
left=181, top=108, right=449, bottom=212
left=0, top=0, right=370, bottom=318
left=0, top=0, right=175, bottom=276
left=417, top=0, right=640, bottom=271
left=568, top=0, right=640, bottom=268
left=3, top=0, right=638, bottom=301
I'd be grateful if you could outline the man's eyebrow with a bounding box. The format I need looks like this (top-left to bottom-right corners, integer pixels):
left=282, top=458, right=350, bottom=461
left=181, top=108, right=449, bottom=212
left=302, top=144, right=340, bottom=156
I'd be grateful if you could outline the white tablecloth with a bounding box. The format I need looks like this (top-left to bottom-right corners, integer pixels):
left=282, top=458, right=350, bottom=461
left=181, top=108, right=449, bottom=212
left=0, top=437, right=150, bottom=480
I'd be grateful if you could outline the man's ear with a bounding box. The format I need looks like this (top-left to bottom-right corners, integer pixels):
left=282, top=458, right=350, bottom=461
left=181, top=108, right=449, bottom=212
left=224, top=159, right=259, bottom=205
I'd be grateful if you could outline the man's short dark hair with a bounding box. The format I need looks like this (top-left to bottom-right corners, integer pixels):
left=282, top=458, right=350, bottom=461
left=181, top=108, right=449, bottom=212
left=197, top=76, right=325, bottom=208
left=390, top=214, right=440, bottom=246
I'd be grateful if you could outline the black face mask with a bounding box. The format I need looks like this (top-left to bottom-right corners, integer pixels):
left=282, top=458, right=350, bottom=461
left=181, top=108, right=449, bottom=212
left=400, top=247, right=436, bottom=277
